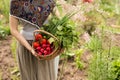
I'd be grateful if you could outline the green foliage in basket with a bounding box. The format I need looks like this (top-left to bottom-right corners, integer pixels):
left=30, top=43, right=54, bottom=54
left=43, top=13, right=79, bottom=50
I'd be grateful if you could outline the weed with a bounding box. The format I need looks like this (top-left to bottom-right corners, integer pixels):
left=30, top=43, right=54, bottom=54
left=0, top=0, right=10, bottom=22
left=0, top=26, right=10, bottom=39
left=10, top=37, right=17, bottom=61
left=75, top=49, right=84, bottom=70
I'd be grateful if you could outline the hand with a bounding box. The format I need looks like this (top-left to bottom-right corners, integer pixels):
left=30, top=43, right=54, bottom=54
left=31, top=49, right=40, bottom=60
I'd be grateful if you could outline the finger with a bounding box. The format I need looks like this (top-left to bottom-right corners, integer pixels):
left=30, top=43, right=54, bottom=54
left=31, top=49, right=40, bottom=60
left=34, top=53, right=40, bottom=60
left=32, top=52, right=36, bottom=56
left=34, top=54, right=38, bottom=57
left=32, top=53, right=38, bottom=58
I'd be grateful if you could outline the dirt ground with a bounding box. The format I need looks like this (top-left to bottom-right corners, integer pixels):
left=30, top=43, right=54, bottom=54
left=0, top=36, right=16, bottom=80
left=0, top=35, right=92, bottom=80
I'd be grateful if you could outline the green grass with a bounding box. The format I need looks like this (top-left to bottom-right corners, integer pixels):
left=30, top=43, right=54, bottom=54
left=86, top=35, right=103, bottom=52
left=75, top=49, right=84, bottom=70
left=10, top=38, right=20, bottom=80
left=10, top=67, right=20, bottom=80
left=87, top=32, right=120, bottom=80
left=0, top=0, right=10, bottom=23
left=111, top=58, right=120, bottom=80
left=10, top=37, right=17, bottom=61
left=98, top=25, right=120, bottom=34
left=0, top=25, right=10, bottom=39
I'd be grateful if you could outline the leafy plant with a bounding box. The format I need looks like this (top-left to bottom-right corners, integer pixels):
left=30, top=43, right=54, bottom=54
left=87, top=33, right=120, bottom=80
left=111, top=59, right=120, bottom=80
left=88, top=51, right=115, bottom=80
left=75, top=49, right=84, bottom=70
left=100, top=0, right=115, bottom=13
left=86, top=35, right=103, bottom=52
left=0, top=26, right=10, bottom=39
left=43, top=13, right=79, bottom=50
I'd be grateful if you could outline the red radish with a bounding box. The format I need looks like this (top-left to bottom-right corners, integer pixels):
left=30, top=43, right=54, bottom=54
left=38, top=52, right=42, bottom=55
left=36, top=47, right=41, bottom=51
left=33, top=42, right=40, bottom=48
left=33, top=33, right=55, bottom=56
left=47, top=40, right=50, bottom=44
left=46, top=47, right=51, bottom=51
left=42, top=44, right=47, bottom=48
left=47, top=50, right=51, bottom=54
left=41, top=39, right=47, bottom=44
left=44, top=50, right=48, bottom=55
left=40, top=48, right=44, bottom=53
left=35, top=34, right=42, bottom=41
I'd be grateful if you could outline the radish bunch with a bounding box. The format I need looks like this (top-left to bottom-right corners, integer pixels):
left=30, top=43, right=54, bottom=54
left=33, top=33, right=53, bottom=56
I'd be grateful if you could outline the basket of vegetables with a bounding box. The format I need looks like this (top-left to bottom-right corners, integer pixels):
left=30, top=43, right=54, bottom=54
left=32, top=30, right=63, bottom=60
left=32, top=12, right=79, bottom=60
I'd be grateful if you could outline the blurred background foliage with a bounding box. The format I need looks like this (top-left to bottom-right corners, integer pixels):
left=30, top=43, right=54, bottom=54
left=0, top=0, right=10, bottom=39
